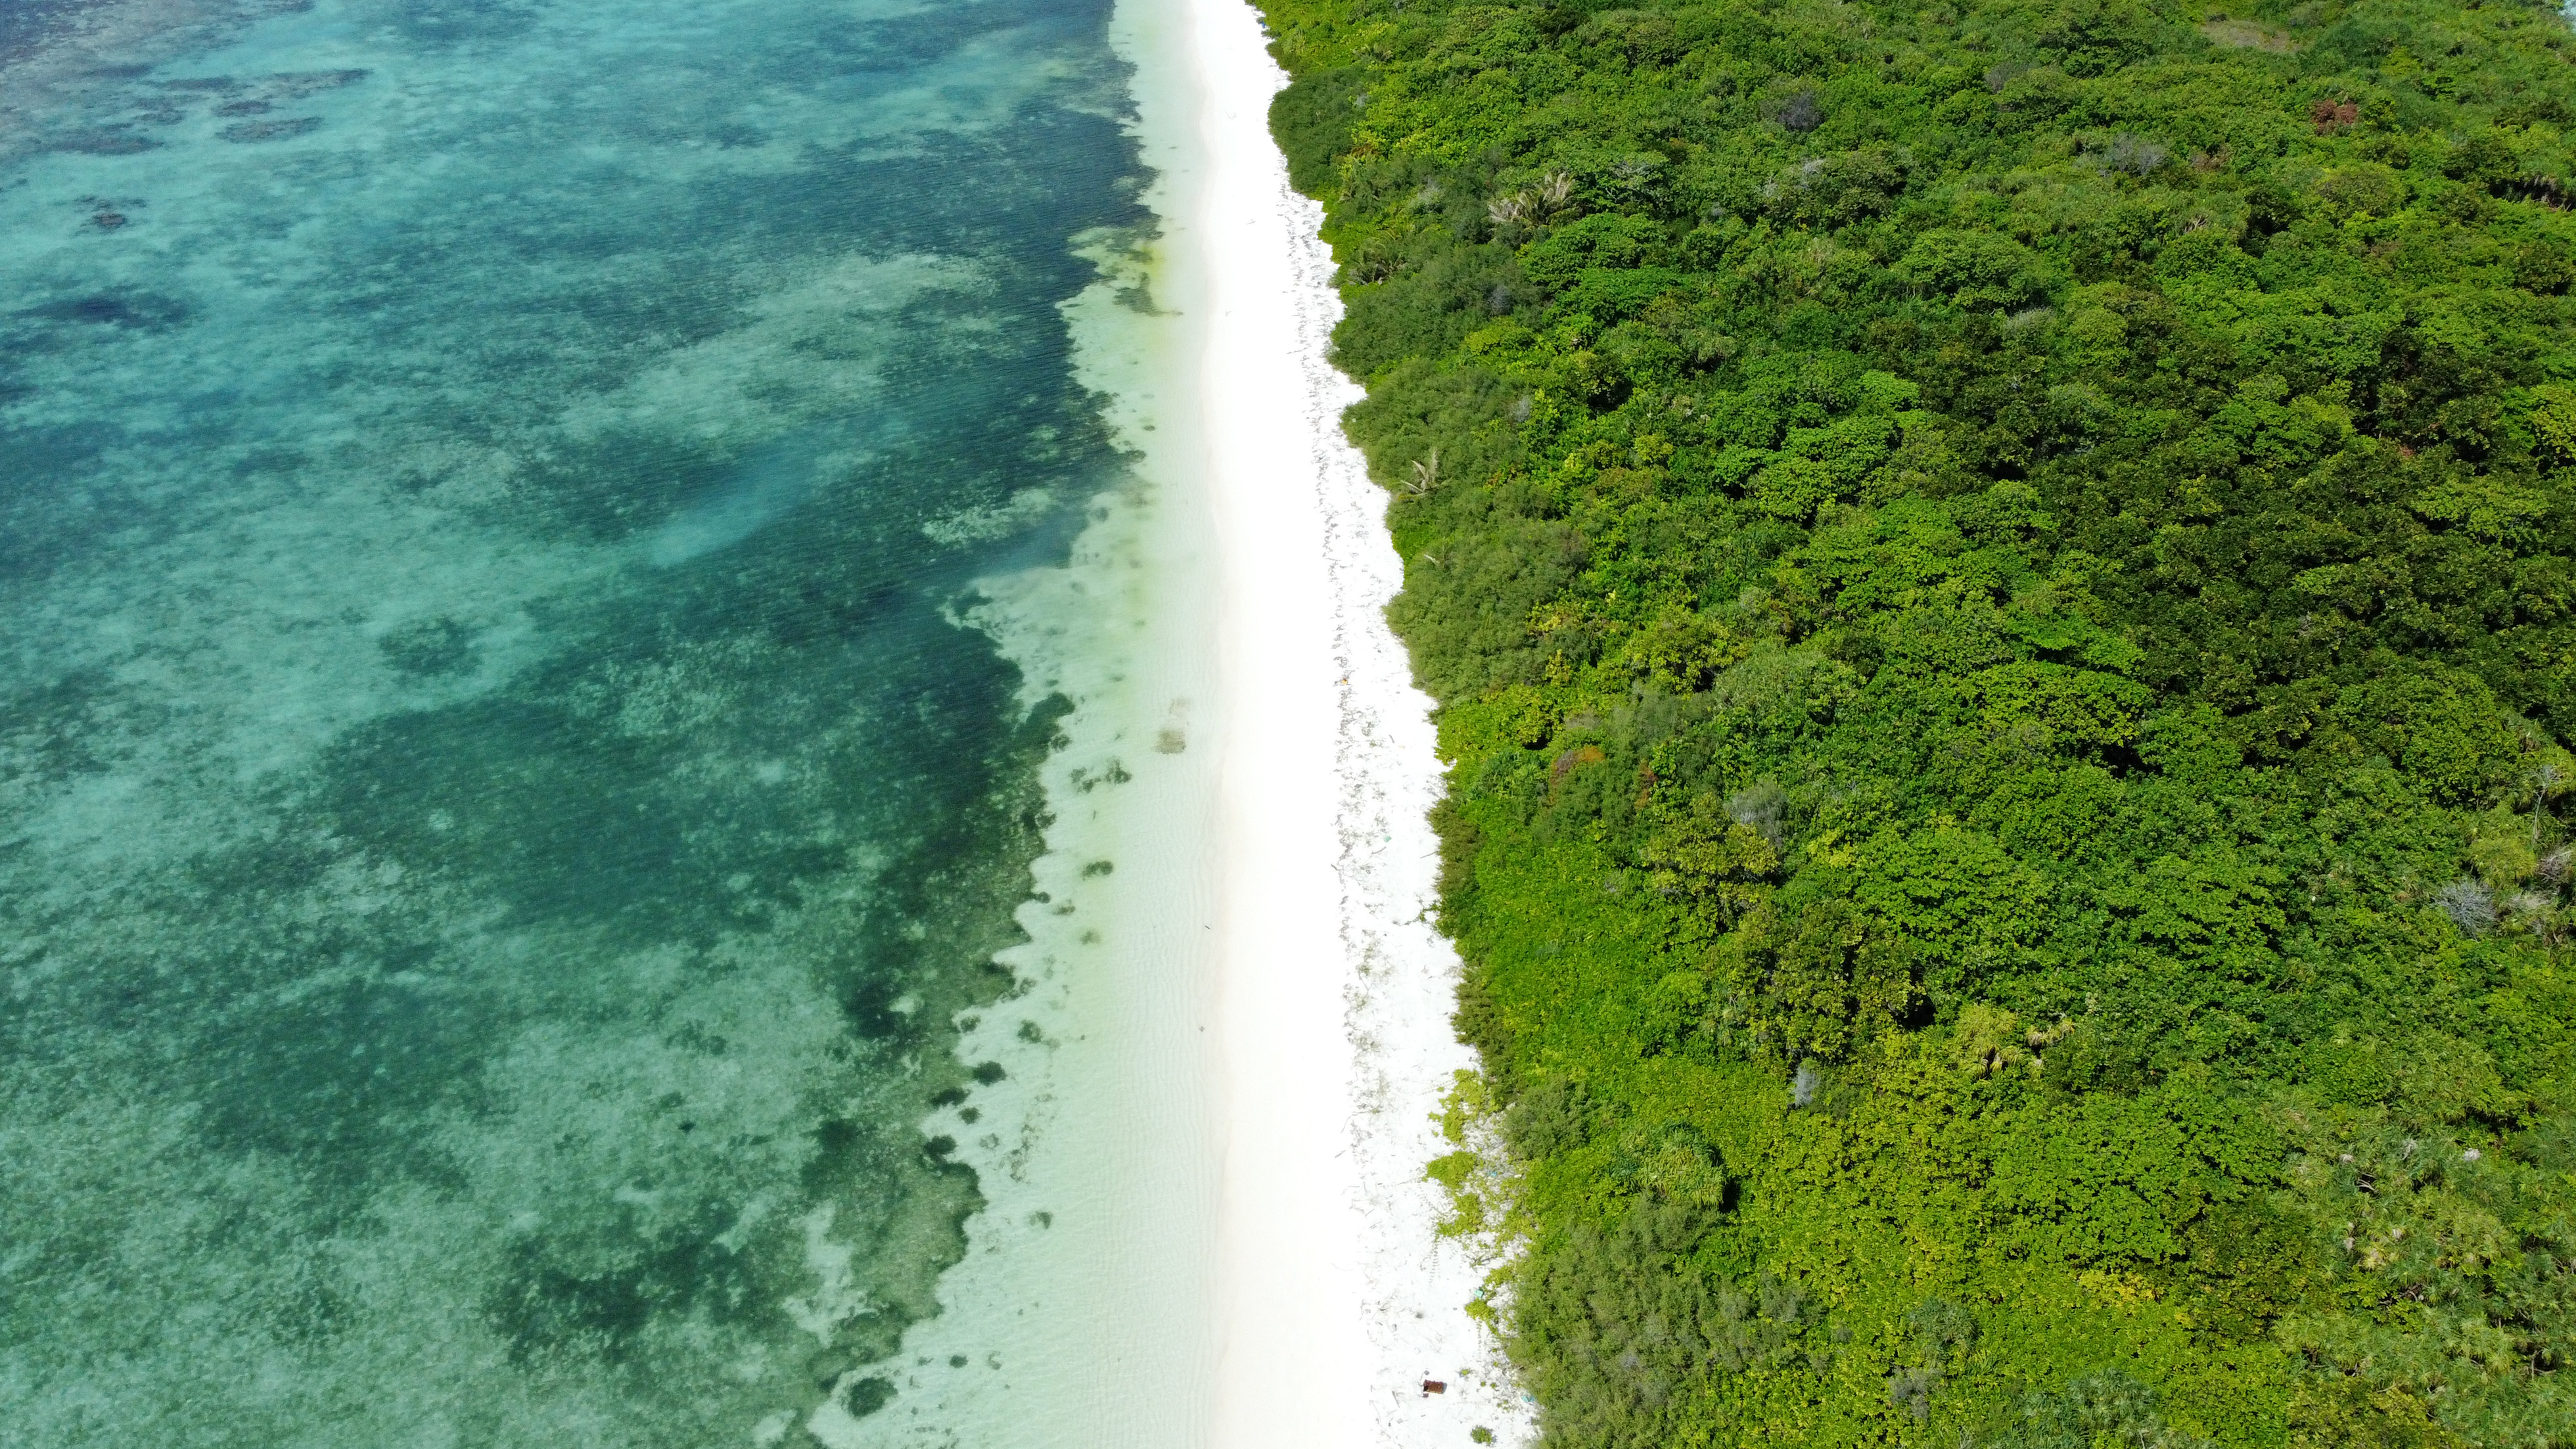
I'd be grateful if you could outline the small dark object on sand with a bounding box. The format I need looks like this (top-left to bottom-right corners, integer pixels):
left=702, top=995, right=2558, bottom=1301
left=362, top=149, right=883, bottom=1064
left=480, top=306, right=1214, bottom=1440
left=1421, top=1379, right=1447, bottom=1396
left=93, top=212, right=127, bottom=230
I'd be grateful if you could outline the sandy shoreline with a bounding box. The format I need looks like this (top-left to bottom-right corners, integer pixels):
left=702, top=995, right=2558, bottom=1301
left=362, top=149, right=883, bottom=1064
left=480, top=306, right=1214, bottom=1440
left=1184, top=0, right=1534, bottom=1442
left=852, top=4, right=1231, bottom=1442
left=863, top=0, right=1536, bottom=1438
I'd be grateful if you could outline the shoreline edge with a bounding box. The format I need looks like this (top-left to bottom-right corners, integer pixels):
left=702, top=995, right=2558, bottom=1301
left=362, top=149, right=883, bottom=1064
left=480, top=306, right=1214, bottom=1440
left=1186, top=0, right=1536, bottom=1442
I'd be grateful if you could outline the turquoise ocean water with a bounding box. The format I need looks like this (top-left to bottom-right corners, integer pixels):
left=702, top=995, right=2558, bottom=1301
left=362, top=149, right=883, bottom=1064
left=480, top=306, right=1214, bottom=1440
left=0, top=0, right=1171, bottom=1440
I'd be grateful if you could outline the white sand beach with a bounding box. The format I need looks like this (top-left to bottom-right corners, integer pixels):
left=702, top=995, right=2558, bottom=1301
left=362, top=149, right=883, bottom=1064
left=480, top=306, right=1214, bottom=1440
left=862, top=0, right=1534, bottom=1440
left=1182, top=0, right=1536, bottom=1444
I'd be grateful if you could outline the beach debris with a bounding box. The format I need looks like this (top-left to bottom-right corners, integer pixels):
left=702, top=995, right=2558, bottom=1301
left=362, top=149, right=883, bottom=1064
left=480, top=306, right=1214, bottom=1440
left=1421, top=1379, right=1448, bottom=1396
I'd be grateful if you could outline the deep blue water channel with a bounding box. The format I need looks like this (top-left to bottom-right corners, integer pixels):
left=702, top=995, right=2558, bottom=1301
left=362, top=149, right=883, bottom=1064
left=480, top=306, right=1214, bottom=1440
left=0, top=0, right=1148, bottom=1440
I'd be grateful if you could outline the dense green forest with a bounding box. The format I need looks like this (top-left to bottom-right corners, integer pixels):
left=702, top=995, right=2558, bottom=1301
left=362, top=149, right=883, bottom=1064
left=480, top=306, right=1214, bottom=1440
left=1254, top=0, right=2576, bottom=1442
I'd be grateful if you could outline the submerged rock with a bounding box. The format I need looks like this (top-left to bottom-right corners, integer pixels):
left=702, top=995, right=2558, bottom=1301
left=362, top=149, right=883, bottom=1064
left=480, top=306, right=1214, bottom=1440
left=219, top=115, right=322, bottom=142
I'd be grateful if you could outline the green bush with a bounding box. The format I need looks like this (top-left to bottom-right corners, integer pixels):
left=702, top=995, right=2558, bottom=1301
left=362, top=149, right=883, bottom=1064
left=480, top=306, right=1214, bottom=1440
left=1262, top=0, right=2576, bottom=1440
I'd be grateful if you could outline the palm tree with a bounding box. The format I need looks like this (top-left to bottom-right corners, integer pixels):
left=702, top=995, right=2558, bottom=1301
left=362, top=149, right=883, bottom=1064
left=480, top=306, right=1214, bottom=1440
left=1400, top=449, right=1440, bottom=497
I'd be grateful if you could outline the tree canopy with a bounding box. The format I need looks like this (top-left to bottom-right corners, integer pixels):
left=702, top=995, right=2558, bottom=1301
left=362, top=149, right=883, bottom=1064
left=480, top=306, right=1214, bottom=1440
left=1259, top=0, right=2576, bottom=1441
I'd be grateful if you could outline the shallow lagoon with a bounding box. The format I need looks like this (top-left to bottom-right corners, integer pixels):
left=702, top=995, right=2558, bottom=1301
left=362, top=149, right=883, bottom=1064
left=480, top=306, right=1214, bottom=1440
left=0, top=0, right=1170, bottom=1440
